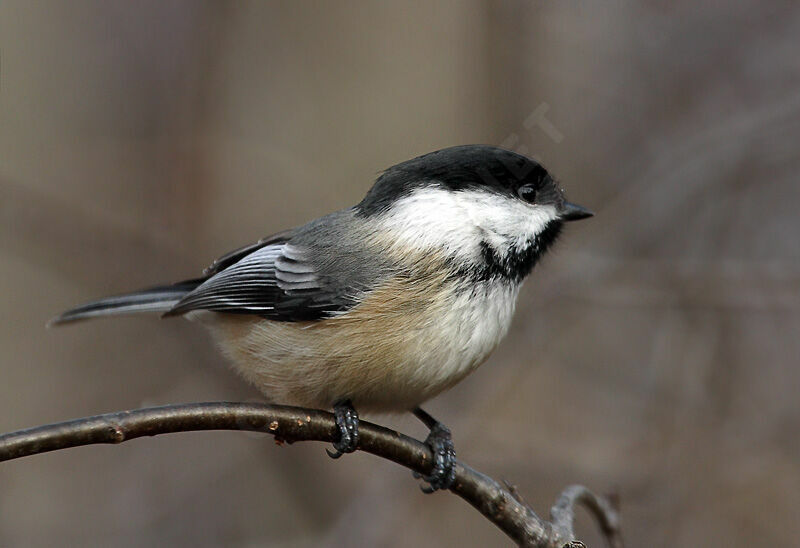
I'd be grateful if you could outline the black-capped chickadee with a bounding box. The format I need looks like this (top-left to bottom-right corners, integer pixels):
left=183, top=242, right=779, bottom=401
left=52, top=145, right=592, bottom=491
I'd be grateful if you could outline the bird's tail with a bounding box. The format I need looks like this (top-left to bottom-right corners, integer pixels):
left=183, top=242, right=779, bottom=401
left=48, top=279, right=204, bottom=327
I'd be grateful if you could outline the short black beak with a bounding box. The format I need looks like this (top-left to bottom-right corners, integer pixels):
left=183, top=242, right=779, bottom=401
left=560, top=201, right=594, bottom=222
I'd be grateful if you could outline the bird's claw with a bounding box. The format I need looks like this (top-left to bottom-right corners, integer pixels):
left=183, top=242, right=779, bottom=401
left=325, top=447, right=344, bottom=459
left=417, top=422, right=456, bottom=493
left=328, top=400, right=359, bottom=458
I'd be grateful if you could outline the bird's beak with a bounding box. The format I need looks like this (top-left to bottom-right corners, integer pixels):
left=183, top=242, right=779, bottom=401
left=559, top=201, right=594, bottom=222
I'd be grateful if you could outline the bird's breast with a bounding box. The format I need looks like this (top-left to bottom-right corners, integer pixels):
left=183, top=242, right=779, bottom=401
left=207, top=271, right=520, bottom=412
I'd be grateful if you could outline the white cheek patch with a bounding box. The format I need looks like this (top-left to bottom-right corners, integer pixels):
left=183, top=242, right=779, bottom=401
left=374, top=187, right=558, bottom=262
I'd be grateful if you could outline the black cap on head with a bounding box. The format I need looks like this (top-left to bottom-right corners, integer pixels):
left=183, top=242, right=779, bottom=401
left=357, top=145, right=583, bottom=217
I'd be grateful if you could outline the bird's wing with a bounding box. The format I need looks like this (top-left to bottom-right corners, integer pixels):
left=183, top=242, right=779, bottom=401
left=201, top=230, right=294, bottom=277
left=167, top=238, right=360, bottom=321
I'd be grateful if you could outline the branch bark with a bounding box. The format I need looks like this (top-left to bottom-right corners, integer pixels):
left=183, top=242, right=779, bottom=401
left=0, top=402, right=622, bottom=547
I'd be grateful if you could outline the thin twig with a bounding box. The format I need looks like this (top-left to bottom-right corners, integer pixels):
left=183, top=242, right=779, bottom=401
left=550, top=485, right=624, bottom=548
left=0, top=402, right=622, bottom=547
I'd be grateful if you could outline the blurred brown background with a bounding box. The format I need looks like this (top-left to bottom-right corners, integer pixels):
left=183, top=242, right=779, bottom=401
left=1, top=1, right=798, bottom=546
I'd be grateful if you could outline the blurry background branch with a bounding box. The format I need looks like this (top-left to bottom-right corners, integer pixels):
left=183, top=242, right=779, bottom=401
left=0, top=402, right=622, bottom=548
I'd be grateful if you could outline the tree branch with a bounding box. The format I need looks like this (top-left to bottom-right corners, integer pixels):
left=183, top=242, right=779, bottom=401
left=0, top=402, right=622, bottom=547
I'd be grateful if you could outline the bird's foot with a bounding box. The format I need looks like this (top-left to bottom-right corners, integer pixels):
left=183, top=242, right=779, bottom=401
left=326, top=400, right=359, bottom=459
left=412, top=410, right=456, bottom=493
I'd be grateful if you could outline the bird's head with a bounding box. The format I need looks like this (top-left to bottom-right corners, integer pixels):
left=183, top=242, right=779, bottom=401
left=357, top=145, right=592, bottom=282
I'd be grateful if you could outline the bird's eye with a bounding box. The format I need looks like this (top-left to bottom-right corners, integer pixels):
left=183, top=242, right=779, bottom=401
left=516, top=184, right=537, bottom=203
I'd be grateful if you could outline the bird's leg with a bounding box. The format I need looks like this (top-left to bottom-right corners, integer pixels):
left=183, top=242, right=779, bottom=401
left=412, top=407, right=456, bottom=493
left=326, top=400, right=359, bottom=459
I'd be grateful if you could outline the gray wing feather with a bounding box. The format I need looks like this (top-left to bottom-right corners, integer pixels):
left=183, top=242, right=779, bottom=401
left=167, top=242, right=355, bottom=321
left=168, top=210, right=384, bottom=322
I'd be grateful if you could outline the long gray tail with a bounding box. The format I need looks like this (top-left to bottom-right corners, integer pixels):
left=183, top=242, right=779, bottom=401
left=49, top=279, right=204, bottom=326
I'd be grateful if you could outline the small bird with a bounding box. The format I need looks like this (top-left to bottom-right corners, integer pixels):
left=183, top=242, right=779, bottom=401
left=51, top=145, right=592, bottom=491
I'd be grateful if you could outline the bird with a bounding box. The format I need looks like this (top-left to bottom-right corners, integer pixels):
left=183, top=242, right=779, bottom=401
left=51, top=144, right=593, bottom=492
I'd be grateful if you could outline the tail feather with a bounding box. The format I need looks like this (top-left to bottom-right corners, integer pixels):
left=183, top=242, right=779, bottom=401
left=49, top=279, right=204, bottom=327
